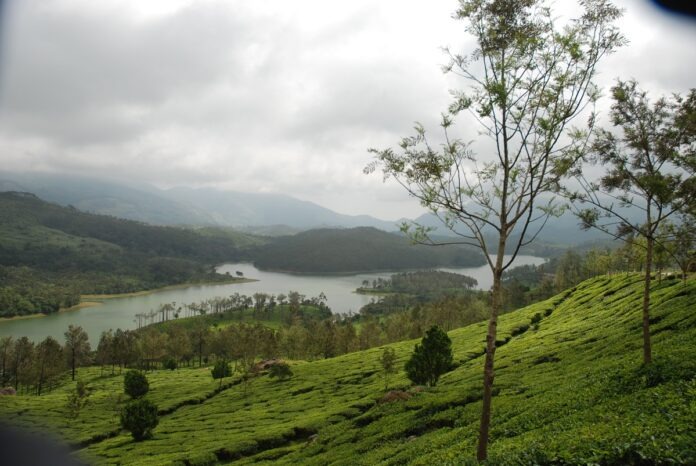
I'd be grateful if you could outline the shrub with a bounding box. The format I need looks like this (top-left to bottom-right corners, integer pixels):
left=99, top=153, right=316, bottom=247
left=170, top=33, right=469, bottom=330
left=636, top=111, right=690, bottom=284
left=380, top=347, right=398, bottom=390
left=268, top=362, right=293, bottom=381
left=405, top=326, right=454, bottom=387
left=211, top=359, right=232, bottom=388
left=163, top=358, right=177, bottom=371
left=66, top=380, right=91, bottom=419
left=120, top=399, right=159, bottom=441
left=124, top=370, right=149, bottom=399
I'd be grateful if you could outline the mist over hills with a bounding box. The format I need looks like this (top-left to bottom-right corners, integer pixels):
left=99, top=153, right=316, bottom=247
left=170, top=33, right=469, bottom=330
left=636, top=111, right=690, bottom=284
left=1, top=172, right=607, bottom=245
left=161, top=186, right=398, bottom=230
left=0, top=172, right=398, bottom=231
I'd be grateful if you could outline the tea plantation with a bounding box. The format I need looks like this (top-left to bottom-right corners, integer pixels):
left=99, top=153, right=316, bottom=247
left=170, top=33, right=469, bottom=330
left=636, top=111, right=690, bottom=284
left=1, top=273, right=694, bottom=464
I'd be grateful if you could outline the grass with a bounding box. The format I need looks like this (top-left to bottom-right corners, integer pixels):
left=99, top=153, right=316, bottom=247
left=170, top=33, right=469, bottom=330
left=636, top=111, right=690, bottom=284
left=1, top=273, right=695, bottom=465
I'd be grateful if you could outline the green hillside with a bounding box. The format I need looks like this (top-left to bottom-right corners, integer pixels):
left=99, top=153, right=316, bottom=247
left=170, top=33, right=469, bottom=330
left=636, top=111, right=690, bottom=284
left=1, top=274, right=694, bottom=464
left=252, top=227, right=486, bottom=273
left=0, top=192, right=256, bottom=317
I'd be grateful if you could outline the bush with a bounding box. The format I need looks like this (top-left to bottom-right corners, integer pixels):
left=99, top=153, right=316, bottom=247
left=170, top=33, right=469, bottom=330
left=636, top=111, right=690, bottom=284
left=211, top=359, right=232, bottom=388
left=66, top=380, right=91, bottom=419
left=268, top=362, right=293, bottom=381
left=405, top=326, right=454, bottom=387
left=124, top=370, right=149, bottom=399
left=163, top=358, right=177, bottom=371
left=120, top=399, right=159, bottom=441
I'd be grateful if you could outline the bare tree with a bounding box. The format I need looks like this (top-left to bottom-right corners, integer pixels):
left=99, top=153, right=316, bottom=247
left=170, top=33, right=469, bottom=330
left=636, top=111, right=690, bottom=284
left=366, top=0, right=624, bottom=459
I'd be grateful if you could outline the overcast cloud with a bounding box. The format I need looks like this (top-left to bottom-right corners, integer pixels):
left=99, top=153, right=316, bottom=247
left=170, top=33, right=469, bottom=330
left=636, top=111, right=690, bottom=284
left=0, top=0, right=694, bottom=219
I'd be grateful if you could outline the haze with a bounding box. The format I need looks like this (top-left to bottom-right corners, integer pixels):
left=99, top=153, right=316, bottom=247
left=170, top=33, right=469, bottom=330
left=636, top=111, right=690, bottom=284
left=0, top=0, right=694, bottom=219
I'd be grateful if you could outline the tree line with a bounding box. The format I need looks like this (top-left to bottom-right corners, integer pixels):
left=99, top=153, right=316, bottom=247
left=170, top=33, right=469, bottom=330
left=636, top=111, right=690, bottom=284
left=0, top=325, right=90, bottom=396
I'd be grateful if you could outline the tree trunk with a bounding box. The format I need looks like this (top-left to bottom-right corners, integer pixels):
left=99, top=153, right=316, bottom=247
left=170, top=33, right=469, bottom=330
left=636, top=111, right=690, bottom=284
left=642, top=236, right=653, bottom=365
left=477, top=250, right=505, bottom=461
left=37, top=360, right=45, bottom=396
left=71, top=348, right=76, bottom=381
left=14, top=355, right=19, bottom=390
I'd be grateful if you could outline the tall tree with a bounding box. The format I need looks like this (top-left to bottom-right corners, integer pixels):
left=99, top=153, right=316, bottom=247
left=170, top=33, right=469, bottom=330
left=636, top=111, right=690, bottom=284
left=0, top=336, right=13, bottom=387
left=367, top=0, right=623, bottom=460
left=666, top=215, right=696, bottom=282
left=113, top=329, right=138, bottom=372
left=35, top=336, right=63, bottom=396
left=571, top=81, right=695, bottom=364
left=12, top=336, right=34, bottom=391
left=189, top=322, right=210, bottom=367
left=96, top=330, right=115, bottom=375
left=64, top=325, right=91, bottom=381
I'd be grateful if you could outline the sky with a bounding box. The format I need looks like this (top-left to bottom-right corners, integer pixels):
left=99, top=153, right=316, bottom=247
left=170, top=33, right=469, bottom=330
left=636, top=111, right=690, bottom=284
left=0, top=0, right=694, bottom=220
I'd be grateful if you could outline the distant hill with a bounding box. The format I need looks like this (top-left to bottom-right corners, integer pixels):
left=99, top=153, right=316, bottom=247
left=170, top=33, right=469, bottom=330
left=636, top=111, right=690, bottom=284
left=0, top=173, right=216, bottom=226
left=252, top=227, right=486, bottom=273
left=159, top=187, right=398, bottom=230
left=0, top=192, right=252, bottom=316
left=0, top=172, right=400, bottom=230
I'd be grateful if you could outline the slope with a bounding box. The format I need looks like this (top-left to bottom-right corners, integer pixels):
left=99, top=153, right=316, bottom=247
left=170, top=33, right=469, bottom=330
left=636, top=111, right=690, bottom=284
left=0, top=192, right=255, bottom=316
left=0, top=172, right=217, bottom=226
left=0, top=274, right=694, bottom=465
left=252, top=227, right=486, bottom=273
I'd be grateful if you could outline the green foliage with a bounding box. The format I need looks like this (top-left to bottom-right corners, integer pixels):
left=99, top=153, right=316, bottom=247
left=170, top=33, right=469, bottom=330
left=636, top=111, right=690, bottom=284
left=405, top=326, right=453, bottom=387
left=1, top=275, right=695, bottom=465
left=0, top=192, right=243, bottom=317
left=268, top=363, right=293, bottom=381
left=211, top=360, right=231, bottom=384
left=359, top=270, right=478, bottom=295
left=123, top=370, right=149, bottom=399
left=380, top=347, right=398, bottom=390
left=120, top=399, right=159, bottom=441
left=571, top=81, right=696, bottom=365
left=163, top=358, right=178, bottom=371
left=65, top=380, right=91, bottom=419
left=252, top=227, right=484, bottom=273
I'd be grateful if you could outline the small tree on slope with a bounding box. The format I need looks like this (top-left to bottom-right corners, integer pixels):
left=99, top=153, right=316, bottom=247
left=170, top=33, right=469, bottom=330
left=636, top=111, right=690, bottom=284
left=405, top=326, right=453, bottom=387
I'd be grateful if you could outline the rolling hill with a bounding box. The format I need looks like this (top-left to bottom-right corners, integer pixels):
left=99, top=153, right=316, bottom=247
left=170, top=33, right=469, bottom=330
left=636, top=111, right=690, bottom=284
left=0, top=191, right=256, bottom=316
left=251, top=227, right=487, bottom=273
left=0, top=172, right=400, bottom=230
left=2, top=273, right=694, bottom=464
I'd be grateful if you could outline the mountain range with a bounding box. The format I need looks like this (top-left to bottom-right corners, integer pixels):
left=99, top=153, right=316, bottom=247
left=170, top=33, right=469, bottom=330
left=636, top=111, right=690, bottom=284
left=0, top=172, right=398, bottom=231
left=0, top=171, right=604, bottom=244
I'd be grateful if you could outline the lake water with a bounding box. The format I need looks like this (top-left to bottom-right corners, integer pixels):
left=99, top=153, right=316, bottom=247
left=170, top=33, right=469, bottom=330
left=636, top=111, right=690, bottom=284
left=0, top=256, right=546, bottom=342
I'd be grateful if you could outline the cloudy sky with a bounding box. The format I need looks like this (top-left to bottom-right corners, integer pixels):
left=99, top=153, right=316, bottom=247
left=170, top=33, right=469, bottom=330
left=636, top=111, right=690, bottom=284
left=0, top=0, right=694, bottom=220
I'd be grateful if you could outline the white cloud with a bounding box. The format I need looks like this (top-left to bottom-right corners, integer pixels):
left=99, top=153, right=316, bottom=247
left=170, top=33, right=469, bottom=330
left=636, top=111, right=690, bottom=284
left=0, top=0, right=693, bottom=220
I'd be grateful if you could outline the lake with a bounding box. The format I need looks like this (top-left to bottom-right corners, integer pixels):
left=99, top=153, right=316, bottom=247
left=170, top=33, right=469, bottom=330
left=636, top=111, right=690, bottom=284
left=0, top=256, right=546, bottom=342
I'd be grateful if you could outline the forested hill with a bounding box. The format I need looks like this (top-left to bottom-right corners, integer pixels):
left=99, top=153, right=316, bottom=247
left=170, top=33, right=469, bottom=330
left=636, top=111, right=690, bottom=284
left=0, top=192, right=254, bottom=317
left=0, top=191, right=252, bottom=263
left=252, top=227, right=486, bottom=273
